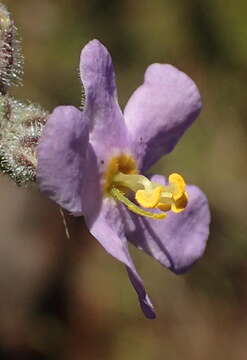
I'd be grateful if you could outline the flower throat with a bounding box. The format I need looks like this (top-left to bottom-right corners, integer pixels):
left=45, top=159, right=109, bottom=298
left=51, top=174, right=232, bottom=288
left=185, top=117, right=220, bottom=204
left=103, top=154, right=188, bottom=220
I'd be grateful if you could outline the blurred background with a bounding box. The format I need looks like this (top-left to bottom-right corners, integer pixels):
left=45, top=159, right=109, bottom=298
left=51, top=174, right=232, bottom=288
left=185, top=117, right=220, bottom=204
left=1, top=0, right=247, bottom=359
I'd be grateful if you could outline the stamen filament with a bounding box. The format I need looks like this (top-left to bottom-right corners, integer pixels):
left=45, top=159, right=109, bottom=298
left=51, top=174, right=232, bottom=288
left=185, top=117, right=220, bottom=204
left=112, top=172, right=151, bottom=192
left=110, top=187, right=166, bottom=219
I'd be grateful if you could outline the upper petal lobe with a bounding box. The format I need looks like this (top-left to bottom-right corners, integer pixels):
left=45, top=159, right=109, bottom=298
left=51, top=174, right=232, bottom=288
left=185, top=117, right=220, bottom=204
left=124, top=64, right=202, bottom=171
left=80, top=40, right=130, bottom=159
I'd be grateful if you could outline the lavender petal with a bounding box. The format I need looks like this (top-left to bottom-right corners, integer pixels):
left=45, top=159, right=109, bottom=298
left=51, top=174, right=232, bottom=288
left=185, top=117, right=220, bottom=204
left=124, top=64, right=202, bottom=171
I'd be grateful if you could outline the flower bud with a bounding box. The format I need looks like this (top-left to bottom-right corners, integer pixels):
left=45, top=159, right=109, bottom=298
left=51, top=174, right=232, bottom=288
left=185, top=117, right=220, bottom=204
left=0, top=3, right=24, bottom=93
left=0, top=95, right=48, bottom=185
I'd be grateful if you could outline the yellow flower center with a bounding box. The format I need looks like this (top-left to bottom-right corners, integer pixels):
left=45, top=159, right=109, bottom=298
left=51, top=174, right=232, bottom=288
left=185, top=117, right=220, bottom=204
left=103, top=154, right=188, bottom=220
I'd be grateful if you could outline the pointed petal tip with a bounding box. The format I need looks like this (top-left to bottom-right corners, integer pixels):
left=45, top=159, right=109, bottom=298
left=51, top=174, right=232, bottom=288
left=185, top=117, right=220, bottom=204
left=80, top=39, right=107, bottom=62
left=88, top=38, right=104, bottom=46
left=140, top=296, right=156, bottom=319
left=79, top=37, right=116, bottom=99
left=82, top=38, right=102, bottom=50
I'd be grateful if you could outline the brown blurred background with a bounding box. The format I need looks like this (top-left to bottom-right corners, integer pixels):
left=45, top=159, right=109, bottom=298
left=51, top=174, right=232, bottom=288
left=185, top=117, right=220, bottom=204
left=1, top=0, right=247, bottom=359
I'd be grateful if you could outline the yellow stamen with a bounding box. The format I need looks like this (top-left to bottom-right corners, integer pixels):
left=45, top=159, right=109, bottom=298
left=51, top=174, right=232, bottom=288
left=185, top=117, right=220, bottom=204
left=110, top=187, right=166, bottom=219
left=171, top=192, right=188, bottom=213
left=135, top=186, right=163, bottom=208
left=169, top=173, right=186, bottom=201
left=102, top=154, right=188, bottom=220
left=157, top=203, right=172, bottom=211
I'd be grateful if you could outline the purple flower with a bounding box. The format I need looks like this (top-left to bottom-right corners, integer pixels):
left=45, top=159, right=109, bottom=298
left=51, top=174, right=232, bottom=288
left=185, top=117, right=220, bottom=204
left=37, top=39, right=210, bottom=319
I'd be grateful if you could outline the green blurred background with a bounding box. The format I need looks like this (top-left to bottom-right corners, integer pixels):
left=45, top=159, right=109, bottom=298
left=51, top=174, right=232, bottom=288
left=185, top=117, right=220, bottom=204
left=0, top=0, right=247, bottom=359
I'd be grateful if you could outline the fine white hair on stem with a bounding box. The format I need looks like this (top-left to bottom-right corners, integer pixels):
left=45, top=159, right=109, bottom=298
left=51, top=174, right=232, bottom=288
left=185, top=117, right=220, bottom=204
left=59, top=207, right=71, bottom=240
left=0, top=2, right=24, bottom=93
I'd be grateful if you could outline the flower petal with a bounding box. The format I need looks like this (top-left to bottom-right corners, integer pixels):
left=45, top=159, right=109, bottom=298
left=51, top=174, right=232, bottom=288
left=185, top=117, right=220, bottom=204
left=80, top=40, right=130, bottom=158
left=37, top=106, right=88, bottom=216
left=125, top=175, right=210, bottom=274
left=124, top=64, right=202, bottom=171
left=84, top=196, right=156, bottom=319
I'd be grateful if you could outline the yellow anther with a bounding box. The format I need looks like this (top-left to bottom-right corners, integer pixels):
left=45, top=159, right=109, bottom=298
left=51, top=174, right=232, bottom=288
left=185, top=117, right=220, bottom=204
left=171, top=192, right=188, bottom=213
left=110, top=187, right=166, bottom=219
left=169, top=173, right=186, bottom=201
left=135, top=186, right=163, bottom=208
left=157, top=203, right=171, bottom=212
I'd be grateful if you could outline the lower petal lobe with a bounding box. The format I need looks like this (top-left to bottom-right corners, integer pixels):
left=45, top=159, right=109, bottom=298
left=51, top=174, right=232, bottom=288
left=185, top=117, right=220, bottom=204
left=125, top=175, right=210, bottom=274
left=84, top=198, right=156, bottom=319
